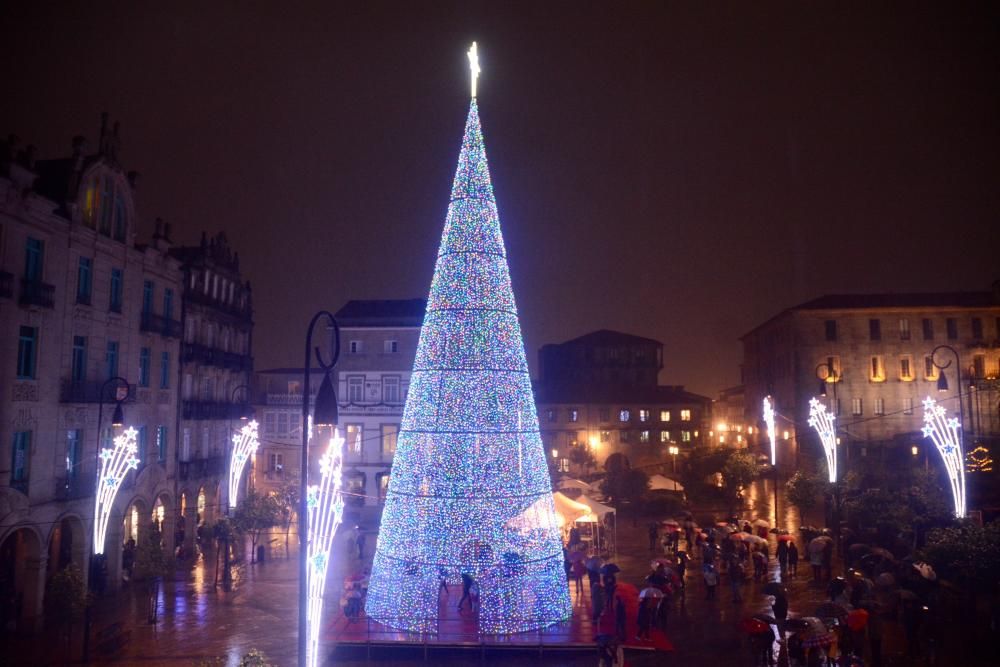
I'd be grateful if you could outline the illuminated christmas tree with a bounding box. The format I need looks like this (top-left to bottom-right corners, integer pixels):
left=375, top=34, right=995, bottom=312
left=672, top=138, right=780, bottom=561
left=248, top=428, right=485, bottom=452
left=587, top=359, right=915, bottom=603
left=365, top=45, right=571, bottom=634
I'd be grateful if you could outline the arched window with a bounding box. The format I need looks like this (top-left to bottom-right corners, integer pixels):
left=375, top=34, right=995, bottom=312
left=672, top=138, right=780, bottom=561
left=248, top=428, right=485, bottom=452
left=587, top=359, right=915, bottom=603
left=113, top=195, right=126, bottom=241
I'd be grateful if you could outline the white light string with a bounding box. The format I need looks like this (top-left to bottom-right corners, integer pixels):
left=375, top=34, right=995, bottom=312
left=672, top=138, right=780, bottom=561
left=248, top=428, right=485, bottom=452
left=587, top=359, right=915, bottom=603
left=93, top=426, right=140, bottom=555
left=229, top=420, right=260, bottom=510
left=921, top=396, right=966, bottom=518
left=807, top=397, right=838, bottom=483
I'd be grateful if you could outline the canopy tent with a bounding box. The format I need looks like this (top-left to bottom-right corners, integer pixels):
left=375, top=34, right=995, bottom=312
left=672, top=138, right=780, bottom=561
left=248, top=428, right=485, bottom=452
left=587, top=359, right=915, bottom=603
left=557, top=477, right=594, bottom=492
left=575, top=495, right=616, bottom=517
left=552, top=491, right=592, bottom=524
left=648, top=474, right=685, bottom=492
left=573, top=495, right=617, bottom=558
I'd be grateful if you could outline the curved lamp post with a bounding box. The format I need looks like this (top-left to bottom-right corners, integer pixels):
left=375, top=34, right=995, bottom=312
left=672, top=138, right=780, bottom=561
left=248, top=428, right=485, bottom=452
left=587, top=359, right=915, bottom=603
left=931, top=345, right=967, bottom=435
left=299, top=311, right=342, bottom=667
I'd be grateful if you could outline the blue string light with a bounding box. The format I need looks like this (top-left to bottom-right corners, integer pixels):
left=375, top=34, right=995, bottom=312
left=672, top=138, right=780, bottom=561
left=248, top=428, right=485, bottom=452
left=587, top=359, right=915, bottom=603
left=365, top=100, right=571, bottom=634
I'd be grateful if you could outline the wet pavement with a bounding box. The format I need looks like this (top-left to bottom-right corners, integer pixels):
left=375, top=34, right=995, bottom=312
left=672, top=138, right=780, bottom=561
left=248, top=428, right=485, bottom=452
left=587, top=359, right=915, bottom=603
left=4, top=478, right=946, bottom=666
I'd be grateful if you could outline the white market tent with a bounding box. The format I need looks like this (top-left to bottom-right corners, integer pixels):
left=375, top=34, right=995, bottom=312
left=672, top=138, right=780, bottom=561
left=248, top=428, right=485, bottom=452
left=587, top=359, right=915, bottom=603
left=573, top=495, right=617, bottom=557
left=649, top=474, right=685, bottom=492
left=557, top=477, right=594, bottom=492
left=552, top=491, right=592, bottom=525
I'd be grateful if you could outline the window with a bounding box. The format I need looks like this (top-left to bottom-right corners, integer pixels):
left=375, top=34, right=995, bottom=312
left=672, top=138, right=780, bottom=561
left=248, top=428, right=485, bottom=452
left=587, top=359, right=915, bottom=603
left=16, top=326, right=37, bottom=379
left=349, top=340, right=362, bottom=354
left=639, top=430, right=650, bottom=443
left=972, top=317, right=983, bottom=340
left=105, top=341, right=119, bottom=379
left=869, top=319, right=881, bottom=341
left=156, top=426, right=167, bottom=462
left=109, top=268, right=123, bottom=313
left=660, top=410, right=671, bottom=422
left=139, top=347, right=151, bottom=387
left=138, top=425, right=148, bottom=465
left=946, top=318, right=958, bottom=340
left=76, top=257, right=92, bottom=304
left=898, top=318, right=910, bottom=340
left=276, top=412, right=289, bottom=435
left=557, top=458, right=570, bottom=473
left=870, top=356, right=885, bottom=382
left=619, top=430, right=630, bottom=443
left=163, top=288, right=174, bottom=321
left=619, top=409, right=630, bottom=422
left=346, top=424, right=363, bottom=457
left=973, top=354, right=986, bottom=378
left=381, top=424, right=399, bottom=458
left=263, top=413, right=275, bottom=435
left=142, top=280, right=154, bottom=315
left=269, top=453, right=284, bottom=472
left=568, top=409, right=579, bottom=423
left=159, top=352, right=170, bottom=389
left=924, top=356, right=937, bottom=380
left=383, top=376, right=400, bottom=403
left=66, top=430, right=82, bottom=479
left=680, top=409, right=692, bottom=422
left=598, top=407, right=610, bottom=422
left=824, top=320, right=837, bottom=341
left=347, top=376, right=363, bottom=402
left=681, top=430, right=692, bottom=442
left=383, top=340, right=398, bottom=354
left=600, top=430, right=611, bottom=442
left=874, top=398, right=885, bottom=416
left=71, top=336, right=87, bottom=382
left=547, top=409, right=557, bottom=423
left=181, top=428, right=191, bottom=461
left=11, top=431, right=31, bottom=489
left=660, top=430, right=670, bottom=442
left=24, top=237, right=43, bottom=281
left=638, top=409, right=650, bottom=423
left=851, top=398, right=863, bottom=416
left=377, top=472, right=390, bottom=502
left=899, top=356, right=913, bottom=381
left=922, top=318, right=934, bottom=340
left=903, top=397, right=914, bottom=415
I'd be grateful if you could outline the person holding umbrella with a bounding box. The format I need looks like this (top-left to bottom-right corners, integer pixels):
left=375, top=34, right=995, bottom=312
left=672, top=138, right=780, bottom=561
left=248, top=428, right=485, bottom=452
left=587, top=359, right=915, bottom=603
left=777, top=537, right=789, bottom=574
left=730, top=557, right=746, bottom=603
left=601, top=563, right=620, bottom=608
left=788, top=540, right=799, bottom=577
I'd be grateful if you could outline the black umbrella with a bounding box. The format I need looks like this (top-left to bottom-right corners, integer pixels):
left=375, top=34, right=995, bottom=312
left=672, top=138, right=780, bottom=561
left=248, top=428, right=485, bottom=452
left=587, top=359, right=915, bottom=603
left=763, top=582, right=787, bottom=597
left=600, top=563, right=621, bottom=575
left=785, top=617, right=810, bottom=630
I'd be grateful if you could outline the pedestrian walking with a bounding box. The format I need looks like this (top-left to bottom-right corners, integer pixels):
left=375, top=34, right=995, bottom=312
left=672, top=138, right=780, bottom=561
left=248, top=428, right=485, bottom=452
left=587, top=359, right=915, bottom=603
left=636, top=597, right=654, bottom=640
left=571, top=557, right=586, bottom=596
left=615, top=595, right=627, bottom=641
left=752, top=548, right=767, bottom=581
left=703, top=564, right=719, bottom=600
left=730, top=559, right=745, bottom=603
left=821, top=540, right=833, bottom=581
left=676, top=550, right=689, bottom=590
left=771, top=592, right=788, bottom=623
left=648, top=521, right=659, bottom=551
left=354, top=526, right=365, bottom=560
left=788, top=541, right=799, bottom=576
left=603, top=571, right=618, bottom=611
left=810, top=545, right=823, bottom=582
left=457, top=572, right=476, bottom=611
left=591, top=580, right=606, bottom=623
left=777, top=539, right=789, bottom=573
left=657, top=586, right=672, bottom=630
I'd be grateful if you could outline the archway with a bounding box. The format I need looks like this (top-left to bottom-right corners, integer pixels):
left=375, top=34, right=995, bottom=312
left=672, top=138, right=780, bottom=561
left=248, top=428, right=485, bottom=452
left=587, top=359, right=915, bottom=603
left=46, top=515, right=86, bottom=580
left=121, top=498, right=148, bottom=582
left=0, top=527, right=44, bottom=633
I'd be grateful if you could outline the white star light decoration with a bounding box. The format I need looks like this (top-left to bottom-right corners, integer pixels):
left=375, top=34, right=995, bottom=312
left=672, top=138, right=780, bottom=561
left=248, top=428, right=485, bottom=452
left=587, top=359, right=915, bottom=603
left=306, top=428, right=346, bottom=667
left=228, top=420, right=260, bottom=510
left=763, top=396, right=777, bottom=466
left=921, top=396, right=966, bottom=518
left=93, top=426, right=140, bottom=555
left=807, top=398, right=838, bottom=483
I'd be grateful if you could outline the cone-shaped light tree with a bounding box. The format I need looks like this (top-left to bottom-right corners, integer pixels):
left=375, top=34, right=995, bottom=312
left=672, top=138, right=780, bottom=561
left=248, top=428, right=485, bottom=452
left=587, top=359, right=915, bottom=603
left=366, top=46, right=571, bottom=634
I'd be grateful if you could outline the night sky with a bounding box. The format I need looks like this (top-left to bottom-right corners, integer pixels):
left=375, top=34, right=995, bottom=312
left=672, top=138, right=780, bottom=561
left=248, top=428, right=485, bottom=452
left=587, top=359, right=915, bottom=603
left=2, top=2, right=997, bottom=397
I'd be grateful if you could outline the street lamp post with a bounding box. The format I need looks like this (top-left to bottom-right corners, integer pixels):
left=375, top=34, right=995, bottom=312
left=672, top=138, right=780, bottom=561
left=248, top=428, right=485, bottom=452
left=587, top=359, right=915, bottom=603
left=814, top=361, right=843, bottom=567
left=932, top=345, right=966, bottom=438
left=82, top=376, right=130, bottom=662
left=668, top=445, right=679, bottom=473
left=299, top=311, right=341, bottom=667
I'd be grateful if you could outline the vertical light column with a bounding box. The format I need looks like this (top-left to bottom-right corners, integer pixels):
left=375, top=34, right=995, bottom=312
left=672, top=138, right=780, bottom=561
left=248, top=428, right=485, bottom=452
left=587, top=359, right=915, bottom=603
left=807, top=398, right=838, bottom=483
left=921, top=396, right=966, bottom=518
left=306, top=428, right=346, bottom=667
left=229, top=420, right=260, bottom=510
left=762, top=396, right=777, bottom=466
left=93, top=427, right=140, bottom=555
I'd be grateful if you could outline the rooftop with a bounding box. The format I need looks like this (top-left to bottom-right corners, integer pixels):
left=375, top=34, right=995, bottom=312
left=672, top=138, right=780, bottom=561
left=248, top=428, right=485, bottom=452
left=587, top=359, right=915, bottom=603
left=534, top=382, right=710, bottom=406
left=335, top=299, right=426, bottom=327
left=552, top=329, right=663, bottom=348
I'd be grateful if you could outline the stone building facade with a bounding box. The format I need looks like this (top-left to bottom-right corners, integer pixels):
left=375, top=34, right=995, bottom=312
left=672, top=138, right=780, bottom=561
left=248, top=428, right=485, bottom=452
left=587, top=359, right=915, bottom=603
left=534, top=330, right=711, bottom=474
left=741, top=288, right=1000, bottom=473
left=0, top=118, right=181, bottom=630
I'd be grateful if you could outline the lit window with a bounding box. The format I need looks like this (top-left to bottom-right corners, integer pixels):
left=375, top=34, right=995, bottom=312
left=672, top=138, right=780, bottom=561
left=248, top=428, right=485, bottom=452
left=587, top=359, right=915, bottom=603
left=381, top=424, right=398, bottom=457
left=638, top=409, right=650, bottom=423
left=899, top=356, right=913, bottom=381
left=924, top=356, right=937, bottom=380
left=619, top=409, right=630, bottom=422
left=681, top=431, right=691, bottom=442
left=568, top=409, right=579, bottom=423
left=660, top=430, right=670, bottom=442
left=680, top=409, right=692, bottom=422
left=558, top=458, right=570, bottom=472
left=346, top=424, right=363, bottom=457
left=547, top=409, right=557, bottom=422
left=660, top=410, right=670, bottom=422
left=870, top=356, right=885, bottom=382
left=639, top=430, right=650, bottom=443
left=600, top=430, right=610, bottom=442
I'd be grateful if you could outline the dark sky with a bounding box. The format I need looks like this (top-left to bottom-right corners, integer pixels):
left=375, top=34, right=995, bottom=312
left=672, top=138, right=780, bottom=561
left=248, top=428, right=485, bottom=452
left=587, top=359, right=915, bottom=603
left=3, top=2, right=997, bottom=397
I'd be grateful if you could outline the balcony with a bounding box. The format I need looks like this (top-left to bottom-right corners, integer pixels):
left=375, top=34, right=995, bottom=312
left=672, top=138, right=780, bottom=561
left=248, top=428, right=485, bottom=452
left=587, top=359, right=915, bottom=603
left=55, top=474, right=94, bottom=500
left=19, top=279, right=55, bottom=308
left=60, top=379, right=137, bottom=403
left=140, top=312, right=182, bottom=338
left=183, top=342, right=251, bottom=371
left=0, top=271, right=12, bottom=298
left=182, top=399, right=248, bottom=420
left=178, top=455, right=226, bottom=480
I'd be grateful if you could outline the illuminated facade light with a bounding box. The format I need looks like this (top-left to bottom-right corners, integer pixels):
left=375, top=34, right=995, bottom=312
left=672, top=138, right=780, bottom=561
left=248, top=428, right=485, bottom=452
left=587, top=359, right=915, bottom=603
left=911, top=445, right=919, bottom=456
left=93, top=426, right=140, bottom=555
left=366, top=93, right=570, bottom=634
left=807, top=398, right=837, bottom=483
left=306, top=428, right=346, bottom=667
left=229, top=420, right=260, bottom=510
left=551, top=449, right=559, bottom=459
left=762, top=397, right=776, bottom=466
left=783, top=430, right=790, bottom=441
left=921, top=396, right=966, bottom=518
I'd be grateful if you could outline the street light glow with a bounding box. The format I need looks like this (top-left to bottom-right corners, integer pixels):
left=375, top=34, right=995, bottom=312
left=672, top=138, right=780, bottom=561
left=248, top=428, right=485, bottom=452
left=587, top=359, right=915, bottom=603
left=762, top=396, right=776, bottom=466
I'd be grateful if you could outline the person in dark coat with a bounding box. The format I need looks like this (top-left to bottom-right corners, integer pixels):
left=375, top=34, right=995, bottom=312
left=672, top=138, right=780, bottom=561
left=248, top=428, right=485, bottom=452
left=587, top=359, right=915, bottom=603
left=591, top=580, right=606, bottom=623
left=636, top=597, right=654, bottom=640
left=648, top=521, right=659, bottom=551
left=777, top=539, right=789, bottom=573
left=787, top=541, right=799, bottom=576
left=615, top=595, right=627, bottom=641
left=457, top=572, right=476, bottom=611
